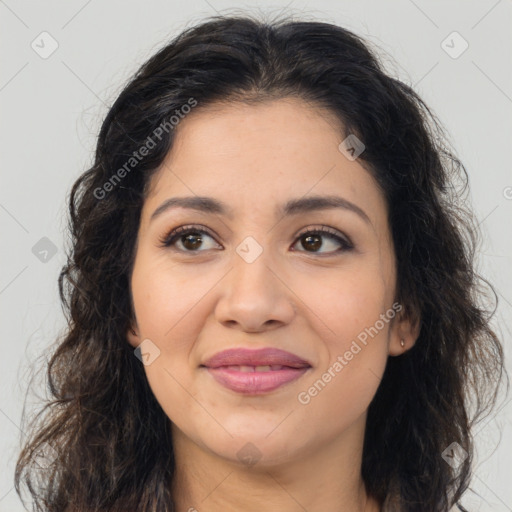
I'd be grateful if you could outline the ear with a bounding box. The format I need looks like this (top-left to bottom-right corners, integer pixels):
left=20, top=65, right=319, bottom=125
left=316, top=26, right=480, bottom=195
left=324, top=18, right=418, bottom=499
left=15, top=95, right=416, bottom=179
left=388, top=303, right=421, bottom=357
left=126, top=323, right=140, bottom=349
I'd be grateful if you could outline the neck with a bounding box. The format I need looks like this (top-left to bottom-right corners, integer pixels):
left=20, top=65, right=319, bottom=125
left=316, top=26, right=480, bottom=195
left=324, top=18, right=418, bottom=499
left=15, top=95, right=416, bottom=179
left=170, top=413, right=381, bottom=512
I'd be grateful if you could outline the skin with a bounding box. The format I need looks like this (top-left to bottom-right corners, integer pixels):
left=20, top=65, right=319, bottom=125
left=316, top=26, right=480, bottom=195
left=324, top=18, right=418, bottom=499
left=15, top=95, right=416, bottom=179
left=126, top=97, right=420, bottom=512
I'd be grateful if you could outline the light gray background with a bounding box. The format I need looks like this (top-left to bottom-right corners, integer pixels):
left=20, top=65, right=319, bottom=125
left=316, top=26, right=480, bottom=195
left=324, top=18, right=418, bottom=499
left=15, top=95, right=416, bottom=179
left=1, top=1, right=511, bottom=511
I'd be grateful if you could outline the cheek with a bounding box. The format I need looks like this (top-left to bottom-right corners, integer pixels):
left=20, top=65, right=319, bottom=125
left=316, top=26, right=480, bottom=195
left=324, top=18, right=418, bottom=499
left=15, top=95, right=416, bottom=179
left=130, top=257, right=216, bottom=417
left=131, top=254, right=212, bottom=339
left=298, top=261, right=392, bottom=345
left=294, top=265, right=391, bottom=410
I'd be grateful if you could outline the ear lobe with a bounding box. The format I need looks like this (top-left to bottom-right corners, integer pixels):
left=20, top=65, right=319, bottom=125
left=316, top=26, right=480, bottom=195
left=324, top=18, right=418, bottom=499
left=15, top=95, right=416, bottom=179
left=389, top=306, right=421, bottom=357
left=126, top=325, right=139, bottom=348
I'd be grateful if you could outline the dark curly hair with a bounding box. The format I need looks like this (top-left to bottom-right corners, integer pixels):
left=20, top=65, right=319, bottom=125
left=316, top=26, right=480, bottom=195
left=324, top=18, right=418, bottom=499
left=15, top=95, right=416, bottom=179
left=15, top=11, right=507, bottom=512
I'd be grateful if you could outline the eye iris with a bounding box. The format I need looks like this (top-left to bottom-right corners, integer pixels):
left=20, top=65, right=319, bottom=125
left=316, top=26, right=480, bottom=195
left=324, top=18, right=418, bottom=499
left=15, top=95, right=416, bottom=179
left=182, top=232, right=203, bottom=250
left=302, top=233, right=322, bottom=251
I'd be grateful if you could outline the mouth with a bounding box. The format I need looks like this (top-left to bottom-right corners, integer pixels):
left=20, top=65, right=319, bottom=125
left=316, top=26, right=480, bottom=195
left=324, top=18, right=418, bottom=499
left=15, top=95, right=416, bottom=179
left=200, top=347, right=312, bottom=394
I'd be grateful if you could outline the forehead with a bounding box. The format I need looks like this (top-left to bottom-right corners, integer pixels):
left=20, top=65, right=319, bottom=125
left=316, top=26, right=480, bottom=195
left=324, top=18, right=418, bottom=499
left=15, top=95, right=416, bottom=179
left=142, top=98, right=387, bottom=227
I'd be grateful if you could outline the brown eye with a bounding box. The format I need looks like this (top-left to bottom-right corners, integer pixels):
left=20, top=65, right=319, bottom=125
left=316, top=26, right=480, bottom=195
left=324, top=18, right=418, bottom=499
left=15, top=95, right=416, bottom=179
left=180, top=232, right=204, bottom=250
left=301, top=233, right=322, bottom=251
left=159, top=226, right=220, bottom=252
left=158, top=225, right=353, bottom=256
left=292, top=228, right=353, bottom=254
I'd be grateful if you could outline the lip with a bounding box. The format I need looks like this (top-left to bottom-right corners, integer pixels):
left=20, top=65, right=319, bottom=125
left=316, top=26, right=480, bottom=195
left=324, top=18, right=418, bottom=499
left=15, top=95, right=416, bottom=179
left=201, top=347, right=311, bottom=369
left=200, top=348, right=312, bottom=395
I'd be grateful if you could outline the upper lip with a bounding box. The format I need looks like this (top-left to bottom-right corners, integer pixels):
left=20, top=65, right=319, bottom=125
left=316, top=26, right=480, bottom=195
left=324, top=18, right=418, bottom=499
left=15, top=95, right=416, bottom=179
left=201, top=348, right=311, bottom=369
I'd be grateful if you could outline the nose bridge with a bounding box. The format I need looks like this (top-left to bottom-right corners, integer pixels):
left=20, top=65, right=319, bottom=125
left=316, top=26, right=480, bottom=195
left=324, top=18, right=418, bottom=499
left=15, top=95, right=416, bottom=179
left=231, top=233, right=276, bottom=296
left=214, top=234, right=296, bottom=330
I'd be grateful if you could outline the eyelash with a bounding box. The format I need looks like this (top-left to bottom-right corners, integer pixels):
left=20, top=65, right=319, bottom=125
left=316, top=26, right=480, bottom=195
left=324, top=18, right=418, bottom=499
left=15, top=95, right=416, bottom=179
left=157, top=224, right=354, bottom=255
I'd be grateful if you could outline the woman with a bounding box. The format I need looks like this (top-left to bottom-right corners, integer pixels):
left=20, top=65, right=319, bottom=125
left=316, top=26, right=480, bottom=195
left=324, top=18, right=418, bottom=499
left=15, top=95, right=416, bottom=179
left=15, top=12, right=507, bottom=512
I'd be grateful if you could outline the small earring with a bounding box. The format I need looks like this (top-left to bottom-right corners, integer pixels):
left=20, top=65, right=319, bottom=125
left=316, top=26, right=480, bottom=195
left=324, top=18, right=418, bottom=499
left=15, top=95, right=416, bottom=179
left=130, top=328, right=137, bottom=336
left=400, top=339, right=405, bottom=348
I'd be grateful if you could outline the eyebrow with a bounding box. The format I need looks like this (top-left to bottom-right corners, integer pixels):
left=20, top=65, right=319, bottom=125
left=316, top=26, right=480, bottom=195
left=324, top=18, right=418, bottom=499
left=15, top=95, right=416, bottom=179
left=150, top=194, right=371, bottom=225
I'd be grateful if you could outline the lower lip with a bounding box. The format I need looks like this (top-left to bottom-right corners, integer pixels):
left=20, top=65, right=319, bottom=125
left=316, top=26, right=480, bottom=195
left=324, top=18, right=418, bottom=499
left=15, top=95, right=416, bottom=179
left=204, top=366, right=310, bottom=394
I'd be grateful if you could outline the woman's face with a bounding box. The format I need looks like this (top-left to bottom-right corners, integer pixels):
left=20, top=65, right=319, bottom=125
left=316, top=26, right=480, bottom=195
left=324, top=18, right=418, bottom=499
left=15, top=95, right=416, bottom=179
left=128, top=97, right=417, bottom=468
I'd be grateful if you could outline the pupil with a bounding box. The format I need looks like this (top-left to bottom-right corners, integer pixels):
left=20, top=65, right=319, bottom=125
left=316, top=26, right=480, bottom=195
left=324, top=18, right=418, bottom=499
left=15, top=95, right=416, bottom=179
left=183, top=233, right=202, bottom=250
left=303, top=234, right=321, bottom=251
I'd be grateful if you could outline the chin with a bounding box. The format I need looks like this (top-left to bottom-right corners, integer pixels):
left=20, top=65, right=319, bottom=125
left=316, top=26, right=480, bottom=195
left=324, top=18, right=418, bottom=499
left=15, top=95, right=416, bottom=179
left=201, top=426, right=309, bottom=469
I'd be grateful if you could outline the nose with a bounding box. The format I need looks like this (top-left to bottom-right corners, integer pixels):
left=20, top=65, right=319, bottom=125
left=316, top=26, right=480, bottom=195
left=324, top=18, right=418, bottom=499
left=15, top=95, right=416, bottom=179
left=214, top=245, right=296, bottom=333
